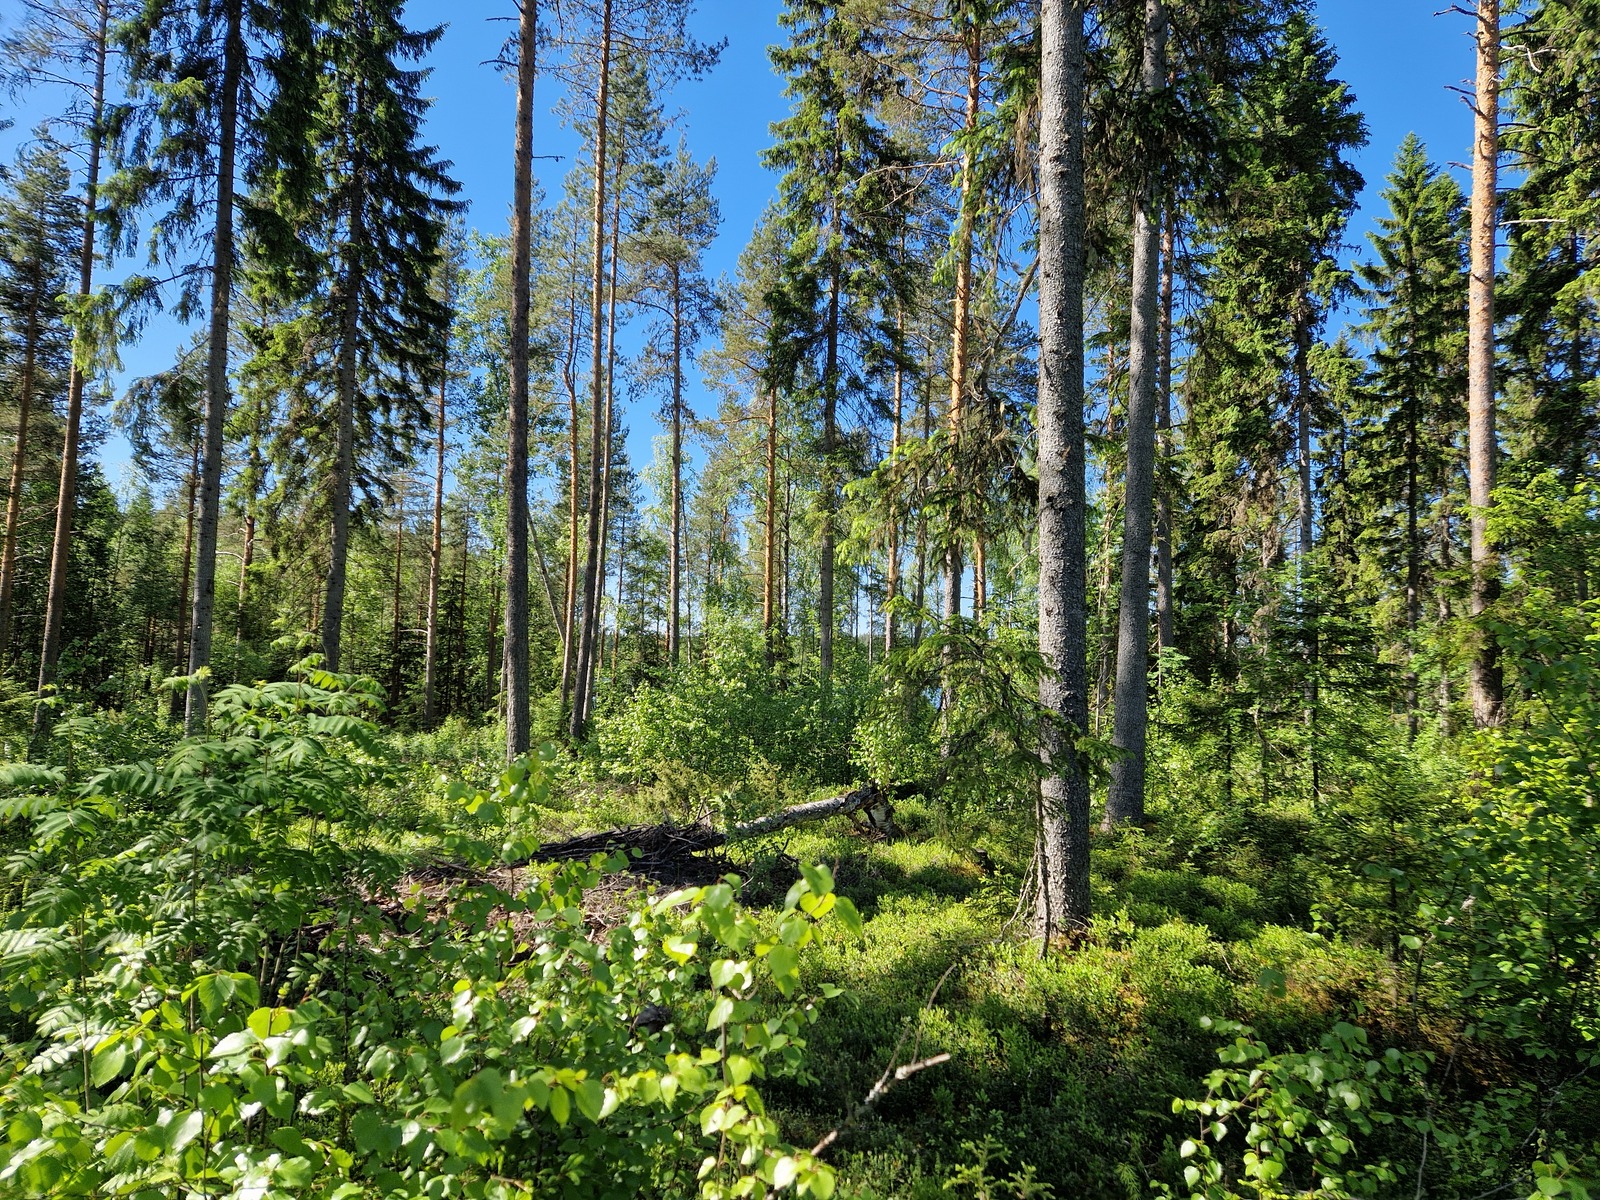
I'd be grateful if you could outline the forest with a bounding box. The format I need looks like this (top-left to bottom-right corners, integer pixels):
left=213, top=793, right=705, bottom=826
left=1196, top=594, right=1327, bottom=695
left=0, top=0, right=1596, bottom=1196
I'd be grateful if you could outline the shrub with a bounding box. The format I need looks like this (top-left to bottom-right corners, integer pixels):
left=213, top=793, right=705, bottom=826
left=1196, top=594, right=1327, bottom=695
left=0, top=664, right=855, bottom=1199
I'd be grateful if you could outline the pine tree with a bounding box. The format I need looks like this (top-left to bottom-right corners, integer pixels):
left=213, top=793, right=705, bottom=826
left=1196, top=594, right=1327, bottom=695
left=1465, top=0, right=1505, bottom=727
left=633, top=139, right=719, bottom=667
left=0, top=143, right=79, bottom=666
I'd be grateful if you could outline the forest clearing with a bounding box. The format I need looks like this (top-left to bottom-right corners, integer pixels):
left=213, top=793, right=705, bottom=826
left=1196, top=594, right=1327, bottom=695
left=0, top=0, right=1596, bottom=1196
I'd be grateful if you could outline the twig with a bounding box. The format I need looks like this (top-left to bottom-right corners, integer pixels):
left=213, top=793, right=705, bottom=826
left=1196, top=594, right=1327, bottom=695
left=810, top=961, right=960, bottom=1158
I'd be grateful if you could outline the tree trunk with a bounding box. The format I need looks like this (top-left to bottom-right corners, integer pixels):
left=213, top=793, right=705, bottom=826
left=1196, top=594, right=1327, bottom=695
left=1154, top=210, right=1175, bottom=657
left=183, top=0, right=244, bottom=734
left=1467, top=0, right=1504, bottom=728
left=1105, top=0, right=1167, bottom=828
left=586, top=151, right=624, bottom=724
left=0, top=294, right=41, bottom=663
left=34, top=0, right=110, bottom=747
left=1405, top=396, right=1420, bottom=743
left=943, top=18, right=982, bottom=637
left=1035, top=0, right=1091, bottom=938
left=174, top=443, right=199, bottom=721
left=504, top=0, right=537, bottom=758
left=885, top=317, right=903, bottom=656
left=423, top=321, right=449, bottom=727
left=819, top=222, right=840, bottom=687
left=322, top=118, right=366, bottom=673
left=389, top=484, right=406, bottom=710
left=764, top=388, right=779, bottom=668
left=670, top=261, right=684, bottom=666
left=559, top=215, right=582, bottom=716
left=570, top=0, right=612, bottom=741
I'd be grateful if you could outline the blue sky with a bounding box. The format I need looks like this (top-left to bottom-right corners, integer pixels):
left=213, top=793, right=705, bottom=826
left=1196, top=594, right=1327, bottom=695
left=0, top=0, right=1491, bottom=487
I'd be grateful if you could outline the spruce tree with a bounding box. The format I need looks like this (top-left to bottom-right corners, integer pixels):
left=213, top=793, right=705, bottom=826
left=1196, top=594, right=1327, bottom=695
left=765, top=0, right=911, bottom=687
left=1355, top=135, right=1468, bottom=739
left=249, top=0, right=459, bottom=673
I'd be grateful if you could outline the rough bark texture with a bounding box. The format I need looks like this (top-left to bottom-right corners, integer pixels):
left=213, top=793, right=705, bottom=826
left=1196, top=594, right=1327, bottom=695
left=504, top=0, right=537, bottom=759
left=1035, top=0, right=1091, bottom=938
left=1467, top=0, right=1504, bottom=728
left=586, top=183, right=622, bottom=726
left=1106, top=0, right=1167, bottom=828
left=1154, top=211, right=1175, bottom=656
left=35, top=0, right=110, bottom=745
left=321, top=125, right=366, bottom=672
left=570, top=0, right=612, bottom=740
left=183, top=0, right=244, bottom=734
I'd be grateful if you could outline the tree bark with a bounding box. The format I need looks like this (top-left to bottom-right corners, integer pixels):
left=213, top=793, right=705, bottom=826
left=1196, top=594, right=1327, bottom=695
left=183, top=0, right=244, bottom=734
left=570, top=0, right=612, bottom=740
left=34, top=0, right=110, bottom=747
left=885, top=314, right=903, bottom=656
left=0, top=291, right=41, bottom=663
left=559, top=214, right=582, bottom=716
left=504, top=0, right=537, bottom=759
left=1154, top=210, right=1175, bottom=657
left=585, top=150, right=625, bottom=724
left=1105, top=0, right=1167, bottom=828
left=819, top=211, right=840, bottom=687
left=1035, top=0, right=1091, bottom=938
left=1467, top=0, right=1504, bottom=728
left=321, top=119, right=366, bottom=673
left=763, top=387, right=779, bottom=668
left=943, top=16, right=982, bottom=636
left=422, top=313, right=449, bottom=727
left=669, top=260, right=684, bottom=666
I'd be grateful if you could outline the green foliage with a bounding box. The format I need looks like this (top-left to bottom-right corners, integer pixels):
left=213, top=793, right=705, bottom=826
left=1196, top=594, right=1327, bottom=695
left=595, top=618, right=871, bottom=787
left=1157, top=1018, right=1427, bottom=1200
left=0, top=666, right=848, bottom=1198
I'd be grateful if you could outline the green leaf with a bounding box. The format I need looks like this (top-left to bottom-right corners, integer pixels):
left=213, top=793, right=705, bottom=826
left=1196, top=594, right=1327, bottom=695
left=574, top=1078, right=605, bottom=1123
left=833, top=896, right=863, bottom=940
left=800, top=862, right=834, bottom=897
left=707, top=998, right=735, bottom=1031
left=548, top=1085, right=570, bottom=1127
left=91, top=1040, right=127, bottom=1086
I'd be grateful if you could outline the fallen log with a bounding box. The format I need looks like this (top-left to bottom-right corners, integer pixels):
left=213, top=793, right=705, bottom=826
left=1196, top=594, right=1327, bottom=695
left=724, top=782, right=900, bottom=842
left=526, top=782, right=903, bottom=883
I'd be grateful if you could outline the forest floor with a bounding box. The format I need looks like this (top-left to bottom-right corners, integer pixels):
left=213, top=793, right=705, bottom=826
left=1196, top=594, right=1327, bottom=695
left=377, top=739, right=1426, bottom=1198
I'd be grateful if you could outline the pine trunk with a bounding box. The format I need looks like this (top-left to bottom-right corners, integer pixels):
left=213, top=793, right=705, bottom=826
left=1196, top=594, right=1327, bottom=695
left=1467, top=0, right=1504, bottom=728
left=669, top=261, right=684, bottom=666
left=35, top=0, right=110, bottom=747
left=0, top=298, right=40, bottom=663
left=570, top=0, right=612, bottom=740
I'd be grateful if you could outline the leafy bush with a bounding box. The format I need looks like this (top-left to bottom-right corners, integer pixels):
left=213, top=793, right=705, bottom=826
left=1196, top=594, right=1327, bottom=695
left=595, top=617, right=871, bottom=788
left=0, top=664, right=855, bottom=1198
